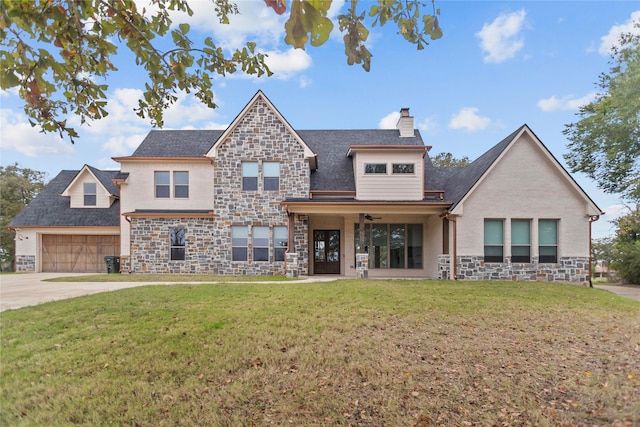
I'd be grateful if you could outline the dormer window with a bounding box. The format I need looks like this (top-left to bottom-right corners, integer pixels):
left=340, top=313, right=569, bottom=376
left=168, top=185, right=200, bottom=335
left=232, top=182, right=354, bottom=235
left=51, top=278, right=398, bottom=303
left=392, top=163, right=415, bottom=174
left=364, top=163, right=387, bottom=174
left=83, top=183, right=96, bottom=206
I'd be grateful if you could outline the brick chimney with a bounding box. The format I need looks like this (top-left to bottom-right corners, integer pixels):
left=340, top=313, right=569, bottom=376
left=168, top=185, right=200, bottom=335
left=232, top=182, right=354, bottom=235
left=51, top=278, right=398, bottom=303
left=396, top=107, right=414, bottom=137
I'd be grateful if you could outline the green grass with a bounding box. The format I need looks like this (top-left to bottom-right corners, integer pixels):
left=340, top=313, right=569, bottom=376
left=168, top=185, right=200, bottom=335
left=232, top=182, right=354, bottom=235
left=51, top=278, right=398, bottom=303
left=1, top=280, right=639, bottom=426
left=44, top=273, right=299, bottom=282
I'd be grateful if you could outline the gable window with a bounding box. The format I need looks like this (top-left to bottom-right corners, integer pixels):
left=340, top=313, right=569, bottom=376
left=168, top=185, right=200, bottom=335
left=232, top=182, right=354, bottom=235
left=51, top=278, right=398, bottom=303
left=263, top=162, right=280, bottom=191
left=242, top=162, right=258, bottom=191
left=170, top=228, right=186, bottom=261
left=511, top=219, right=531, bottom=263
left=274, top=226, right=287, bottom=261
left=83, top=182, right=96, bottom=206
left=364, top=163, right=387, bottom=174
left=155, top=171, right=170, bottom=198
left=232, top=226, right=248, bottom=261
left=173, top=171, right=189, bottom=198
left=392, top=163, right=415, bottom=174
left=253, top=226, right=269, bottom=261
left=539, top=219, right=558, bottom=263
left=484, top=219, right=504, bottom=262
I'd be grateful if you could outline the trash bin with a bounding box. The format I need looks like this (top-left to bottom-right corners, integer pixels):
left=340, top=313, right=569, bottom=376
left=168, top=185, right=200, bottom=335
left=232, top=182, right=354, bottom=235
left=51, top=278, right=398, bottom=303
left=104, top=256, right=120, bottom=274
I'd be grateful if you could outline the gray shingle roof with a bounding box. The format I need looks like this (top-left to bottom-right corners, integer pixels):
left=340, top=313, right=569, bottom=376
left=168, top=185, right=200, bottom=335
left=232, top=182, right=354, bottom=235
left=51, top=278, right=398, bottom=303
left=9, top=170, right=121, bottom=227
left=132, top=130, right=222, bottom=157
left=86, top=165, right=120, bottom=196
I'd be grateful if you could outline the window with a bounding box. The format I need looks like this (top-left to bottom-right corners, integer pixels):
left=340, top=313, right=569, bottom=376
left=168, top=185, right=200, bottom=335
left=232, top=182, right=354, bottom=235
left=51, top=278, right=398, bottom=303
left=263, top=162, right=280, bottom=191
left=232, top=226, right=248, bottom=261
left=484, top=219, right=504, bottom=262
left=539, top=220, right=558, bottom=263
left=173, top=171, right=189, bottom=198
left=83, top=182, right=96, bottom=206
left=242, top=162, right=258, bottom=191
left=170, top=228, right=186, bottom=261
left=253, top=226, right=269, bottom=262
left=274, top=226, right=287, bottom=261
left=511, top=219, right=531, bottom=263
left=364, top=163, right=387, bottom=174
left=354, top=223, right=422, bottom=269
left=392, top=163, right=415, bottom=174
left=155, top=171, right=170, bottom=198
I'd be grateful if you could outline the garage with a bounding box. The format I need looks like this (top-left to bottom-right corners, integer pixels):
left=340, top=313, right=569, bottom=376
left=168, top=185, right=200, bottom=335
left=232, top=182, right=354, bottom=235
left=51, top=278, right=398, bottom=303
left=42, top=235, right=120, bottom=273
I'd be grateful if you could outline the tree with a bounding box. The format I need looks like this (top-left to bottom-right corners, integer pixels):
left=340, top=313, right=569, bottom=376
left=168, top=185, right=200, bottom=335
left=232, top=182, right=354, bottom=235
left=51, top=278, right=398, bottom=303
left=0, top=163, right=46, bottom=269
left=563, top=23, right=640, bottom=201
left=0, top=0, right=442, bottom=143
left=610, top=206, right=640, bottom=284
left=431, top=152, right=470, bottom=167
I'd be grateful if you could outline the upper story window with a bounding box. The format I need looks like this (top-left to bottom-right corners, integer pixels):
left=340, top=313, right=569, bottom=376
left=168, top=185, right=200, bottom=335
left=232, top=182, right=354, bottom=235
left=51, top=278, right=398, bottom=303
left=392, top=163, right=415, bottom=174
left=365, top=163, right=387, bottom=174
left=539, top=219, right=558, bottom=263
left=484, top=219, right=504, bottom=263
left=170, top=228, right=186, bottom=261
left=174, top=171, right=189, bottom=198
left=155, top=171, right=170, bottom=198
left=242, top=162, right=258, bottom=191
left=155, top=171, right=189, bottom=198
left=263, top=162, right=280, bottom=191
left=83, top=182, right=96, bottom=206
left=511, top=219, right=531, bottom=263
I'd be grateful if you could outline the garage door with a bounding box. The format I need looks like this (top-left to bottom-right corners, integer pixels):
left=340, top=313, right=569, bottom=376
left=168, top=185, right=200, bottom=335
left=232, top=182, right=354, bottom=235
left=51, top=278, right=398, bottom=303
left=42, top=235, right=120, bottom=273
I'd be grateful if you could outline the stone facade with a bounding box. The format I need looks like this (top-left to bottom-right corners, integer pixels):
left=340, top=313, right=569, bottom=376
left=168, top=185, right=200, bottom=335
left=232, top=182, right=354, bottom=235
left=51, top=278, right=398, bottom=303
left=438, top=255, right=590, bottom=283
left=128, top=99, right=311, bottom=276
left=15, top=255, right=35, bottom=272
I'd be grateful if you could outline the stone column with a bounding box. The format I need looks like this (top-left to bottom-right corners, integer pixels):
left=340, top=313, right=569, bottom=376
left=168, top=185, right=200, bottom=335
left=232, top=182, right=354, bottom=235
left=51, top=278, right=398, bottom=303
left=286, top=252, right=299, bottom=278
left=356, top=253, right=369, bottom=279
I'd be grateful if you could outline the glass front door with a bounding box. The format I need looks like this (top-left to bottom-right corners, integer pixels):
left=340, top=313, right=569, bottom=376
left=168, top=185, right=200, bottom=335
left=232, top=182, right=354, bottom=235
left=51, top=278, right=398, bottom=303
left=314, top=230, right=340, bottom=274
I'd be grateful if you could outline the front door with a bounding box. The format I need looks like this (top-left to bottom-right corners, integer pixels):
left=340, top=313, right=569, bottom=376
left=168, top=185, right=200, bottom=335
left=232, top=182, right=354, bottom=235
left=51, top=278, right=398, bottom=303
left=314, top=230, right=340, bottom=274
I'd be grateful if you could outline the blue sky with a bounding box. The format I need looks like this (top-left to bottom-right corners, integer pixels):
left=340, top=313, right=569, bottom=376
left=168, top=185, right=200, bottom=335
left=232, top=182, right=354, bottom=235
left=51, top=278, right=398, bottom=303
left=1, top=1, right=638, bottom=239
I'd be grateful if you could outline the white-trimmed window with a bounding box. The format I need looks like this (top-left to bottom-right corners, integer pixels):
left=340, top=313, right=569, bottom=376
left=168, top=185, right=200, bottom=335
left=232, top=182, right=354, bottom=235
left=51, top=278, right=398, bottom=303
left=539, top=219, right=558, bottom=263
left=232, top=226, right=248, bottom=261
left=83, top=182, right=96, bottom=206
left=155, top=171, right=170, bottom=198
left=173, top=171, right=189, bottom=198
left=242, top=162, right=258, bottom=191
left=253, top=226, right=269, bottom=262
left=263, top=162, right=280, bottom=191
left=484, top=219, right=504, bottom=262
left=274, top=226, right=287, bottom=261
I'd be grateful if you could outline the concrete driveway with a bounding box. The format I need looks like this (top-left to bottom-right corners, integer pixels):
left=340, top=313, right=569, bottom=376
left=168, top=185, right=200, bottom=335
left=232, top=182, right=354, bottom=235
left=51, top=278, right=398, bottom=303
left=1, top=273, right=638, bottom=312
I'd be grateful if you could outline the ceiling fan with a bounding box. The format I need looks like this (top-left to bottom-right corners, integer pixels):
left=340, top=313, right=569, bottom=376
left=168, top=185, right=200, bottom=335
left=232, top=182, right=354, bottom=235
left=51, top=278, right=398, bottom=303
left=364, top=214, right=382, bottom=221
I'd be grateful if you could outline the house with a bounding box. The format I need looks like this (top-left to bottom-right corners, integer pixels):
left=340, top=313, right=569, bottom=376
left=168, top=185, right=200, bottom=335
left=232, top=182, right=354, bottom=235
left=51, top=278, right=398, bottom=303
left=9, top=91, right=603, bottom=282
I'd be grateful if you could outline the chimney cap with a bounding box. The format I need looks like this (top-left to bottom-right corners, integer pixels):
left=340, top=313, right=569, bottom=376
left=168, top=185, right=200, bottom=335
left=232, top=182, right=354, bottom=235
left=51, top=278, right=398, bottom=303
left=400, top=107, right=411, bottom=117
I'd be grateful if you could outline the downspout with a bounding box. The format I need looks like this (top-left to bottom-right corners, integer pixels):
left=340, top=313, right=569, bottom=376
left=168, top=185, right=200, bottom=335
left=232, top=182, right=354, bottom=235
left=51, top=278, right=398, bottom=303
left=283, top=206, right=292, bottom=275
left=124, top=214, right=132, bottom=274
left=588, top=214, right=601, bottom=288
left=442, top=211, right=458, bottom=280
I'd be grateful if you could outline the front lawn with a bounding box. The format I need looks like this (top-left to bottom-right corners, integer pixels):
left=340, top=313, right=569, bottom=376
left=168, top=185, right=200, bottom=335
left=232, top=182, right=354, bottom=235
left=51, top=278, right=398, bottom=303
left=44, top=273, right=298, bottom=282
left=1, top=280, right=639, bottom=426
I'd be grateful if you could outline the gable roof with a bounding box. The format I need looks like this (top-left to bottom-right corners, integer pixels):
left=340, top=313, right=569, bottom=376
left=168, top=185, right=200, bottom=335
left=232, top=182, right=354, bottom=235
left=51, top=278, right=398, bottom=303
left=444, top=124, right=602, bottom=214
left=206, top=90, right=317, bottom=169
left=9, top=170, right=121, bottom=228
left=61, top=164, right=120, bottom=197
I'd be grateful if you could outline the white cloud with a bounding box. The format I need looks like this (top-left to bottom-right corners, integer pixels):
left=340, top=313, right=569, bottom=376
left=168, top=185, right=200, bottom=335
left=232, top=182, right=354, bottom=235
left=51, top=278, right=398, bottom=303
left=378, top=111, right=400, bottom=129
left=476, top=10, right=527, bottom=63
left=537, top=91, right=598, bottom=112
left=0, top=109, right=75, bottom=157
left=418, top=116, right=438, bottom=134
left=263, top=48, right=313, bottom=79
left=448, top=108, right=491, bottom=132
left=603, top=203, right=632, bottom=220
left=598, top=10, right=640, bottom=55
